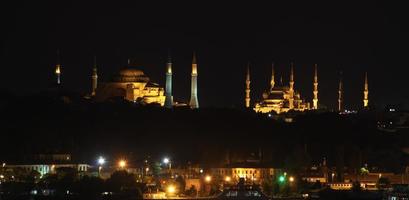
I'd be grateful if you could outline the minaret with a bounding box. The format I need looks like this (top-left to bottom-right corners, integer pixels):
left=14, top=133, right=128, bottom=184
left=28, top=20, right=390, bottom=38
left=270, top=62, right=275, bottom=91
left=313, top=64, right=319, bottom=109
left=189, top=52, right=199, bottom=109
left=55, top=50, right=62, bottom=85
left=338, top=72, right=343, bottom=112
left=363, top=72, right=369, bottom=108
left=245, top=63, right=251, bottom=108
left=289, top=62, right=295, bottom=109
left=91, top=56, right=98, bottom=96
left=165, top=52, right=173, bottom=108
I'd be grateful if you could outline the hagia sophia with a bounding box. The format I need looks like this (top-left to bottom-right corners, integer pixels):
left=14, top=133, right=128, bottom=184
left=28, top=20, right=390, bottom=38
left=53, top=52, right=370, bottom=114
left=93, top=60, right=166, bottom=106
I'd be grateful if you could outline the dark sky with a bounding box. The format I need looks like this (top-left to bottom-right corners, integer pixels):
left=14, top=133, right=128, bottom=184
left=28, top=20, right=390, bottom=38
left=1, top=1, right=408, bottom=109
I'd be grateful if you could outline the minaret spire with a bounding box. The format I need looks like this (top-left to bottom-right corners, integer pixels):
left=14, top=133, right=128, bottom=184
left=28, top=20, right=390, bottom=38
left=363, top=72, right=369, bottom=108
left=189, top=52, right=199, bottom=109
left=289, top=62, right=295, bottom=109
left=91, top=56, right=98, bottom=96
left=313, top=64, right=319, bottom=109
left=270, top=62, right=275, bottom=91
left=55, top=49, right=62, bottom=85
left=338, top=71, right=344, bottom=112
left=245, top=62, right=251, bottom=108
left=165, top=50, right=173, bottom=108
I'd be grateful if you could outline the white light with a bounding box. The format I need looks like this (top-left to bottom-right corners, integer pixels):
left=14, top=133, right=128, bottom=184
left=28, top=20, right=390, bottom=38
left=163, top=158, right=170, bottom=164
left=199, top=169, right=203, bottom=173
left=98, top=156, right=105, bottom=165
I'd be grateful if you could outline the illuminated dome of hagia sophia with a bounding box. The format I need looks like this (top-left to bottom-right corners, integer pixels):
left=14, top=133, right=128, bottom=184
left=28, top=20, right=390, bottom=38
left=113, top=67, right=149, bottom=82
left=119, top=68, right=145, bottom=77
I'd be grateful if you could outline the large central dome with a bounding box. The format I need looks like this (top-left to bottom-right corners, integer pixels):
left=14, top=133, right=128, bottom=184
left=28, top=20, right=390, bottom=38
left=113, top=67, right=149, bottom=82
left=119, top=68, right=145, bottom=77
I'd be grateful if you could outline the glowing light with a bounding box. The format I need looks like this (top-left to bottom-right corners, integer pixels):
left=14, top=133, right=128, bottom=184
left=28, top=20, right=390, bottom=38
left=199, top=169, right=203, bottom=173
left=55, top=66, right=61, bottom=74
left=145, top=167, right=149, bottom=172
left=205, top=175, right=212, bottom=183
left=289, top=176, right=294, bottom=182
left=279, top=176, right=285, bottom=183
left=0, top=175, right=4, bottom=179
left=167, top=185, right=176, bottom=194
left=225, top=176, right=231, bottom=182
left=118, top=160, right=127, bottom=168
left=98, top=156, right=105, bottom=165
left=163, top=157, right=170, bottom=164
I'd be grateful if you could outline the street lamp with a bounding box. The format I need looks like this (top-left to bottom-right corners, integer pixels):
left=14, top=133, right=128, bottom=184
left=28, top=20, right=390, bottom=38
left=97, top=156, right=105, bottom=176
left=98, top=156, right=105, bottom=165
left=163, top=157, right=172, bottom=176
left=167, top=184, right=176, bottom=195
left=289, top=176, right=295, bottom=182
left=118, top=160, right=127, bottom=169
left=225, top=176, right=231, bottom=182
left=205, top=175, right=212, bottom=183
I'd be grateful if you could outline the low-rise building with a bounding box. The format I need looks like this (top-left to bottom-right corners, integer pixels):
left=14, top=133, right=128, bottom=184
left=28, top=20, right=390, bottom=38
left=5, top=163, right=91, bottom=176
left=210, top=163, right=280, bottom=185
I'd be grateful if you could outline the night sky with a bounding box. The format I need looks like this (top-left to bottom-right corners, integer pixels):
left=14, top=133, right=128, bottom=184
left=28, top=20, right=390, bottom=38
left=1, top=1, right=408, bottom=109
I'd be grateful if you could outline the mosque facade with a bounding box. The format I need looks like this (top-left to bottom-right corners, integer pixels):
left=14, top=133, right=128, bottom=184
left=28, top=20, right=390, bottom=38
left=250, top=63, right=311, bottom=114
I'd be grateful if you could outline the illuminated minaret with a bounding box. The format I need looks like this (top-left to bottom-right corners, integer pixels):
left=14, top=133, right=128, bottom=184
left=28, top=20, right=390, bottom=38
left=165, top=52, right=173, bottom=108
left=363, top=72, right=369, bottom=108
left=313, top=64, right=319, bottom=109
left=289, top=62, right=295, bottom=109
left=270, top=62, right=275, bottom=91
left=245, top=63, right=251, bottom=108
left=55, top=50, right=62, bottom=85
left=91, top=56, right=98, bottom=96
left=189, top=52, right=199, bottom=109
left=338, top=72, right=343, bottom=112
